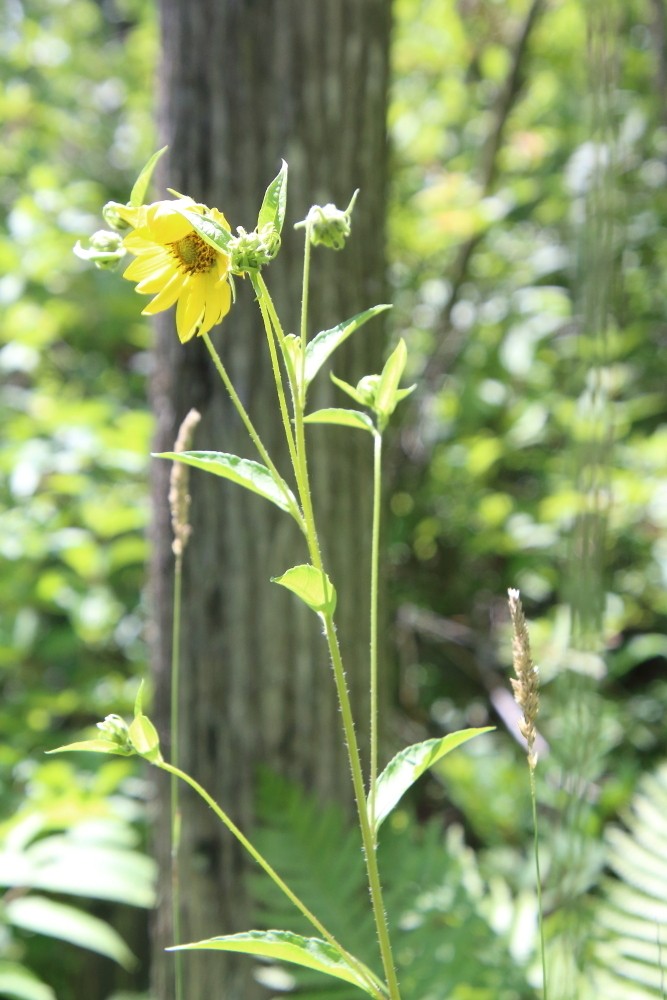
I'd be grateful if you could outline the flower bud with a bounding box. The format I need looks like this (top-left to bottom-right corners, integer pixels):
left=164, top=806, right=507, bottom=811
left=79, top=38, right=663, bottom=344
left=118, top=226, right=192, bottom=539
left=355, top=374, right=381, bottom=406
left=228, top=224, right=281, bottom=274
left=299, top=189, right=359, bottom=251
left=102, top=200, right=136, bottom=232
left=97, top=714, right=133, bottom=753
left=73, top=230, right=126, bottom=270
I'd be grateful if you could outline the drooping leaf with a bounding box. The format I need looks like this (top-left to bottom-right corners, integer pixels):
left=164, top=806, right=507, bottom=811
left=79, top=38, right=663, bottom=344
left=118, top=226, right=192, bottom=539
left=128, top=146, right=167, bottom=207
left=372, top=728, right=494, bottom=833
left=169, top=929, right=380, bottom=997
left=304, top=305, right=391, bottom=387
left=155, top=451, right=297, bottom=516
left=0, top=962, right=56, bottom=1000
left=272, top=565, right=337, bottom=615
left=45, top=739, right=130, bottom=756
left=170, top=206, right=232, bottom=252
left=257, top=160, right=288, bottom=235
left=6, top=895, right=136, bottom=969
left=304, top=409, right=375, bottom=434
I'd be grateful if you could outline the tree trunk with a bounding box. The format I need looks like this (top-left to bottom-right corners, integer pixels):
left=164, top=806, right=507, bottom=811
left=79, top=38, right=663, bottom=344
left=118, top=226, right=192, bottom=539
left=149, top=3, right=391, bottom=998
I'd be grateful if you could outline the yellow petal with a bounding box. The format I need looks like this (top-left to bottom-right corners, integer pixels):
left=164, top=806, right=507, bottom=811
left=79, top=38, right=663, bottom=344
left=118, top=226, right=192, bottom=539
left=135, top=261, right=179, bottom=295
left=175, top=281, right=204, bottom=343
left=141, top=270, right=187, bottom=315
left=124, top=249, right=172, bottom=282
left=146, top=200, right=197, bottom=244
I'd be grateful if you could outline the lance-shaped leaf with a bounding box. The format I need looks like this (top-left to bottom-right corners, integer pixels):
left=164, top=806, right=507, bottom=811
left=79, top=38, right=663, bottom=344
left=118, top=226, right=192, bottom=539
left=0, top=962, right=55, bottom=1000
left=169, top=930, right=381, bottom=997
left=304, top=408, right=375, bottom=434
left=257, top=160, right=288, bottom=235
left=304, top=305, right=391, bottom=388
left=371, top=728, right=494, bottom=834
left=170, top=206, right=232, bottom=253
left=128, top=714, right=162, bottom=764
left=272, top=564, right=337, bottom=615
left=129, top=146, right=167, bottom=207
left=155, top=451, right=297, bottom=516
left=45, top=739, right=131, bottom=757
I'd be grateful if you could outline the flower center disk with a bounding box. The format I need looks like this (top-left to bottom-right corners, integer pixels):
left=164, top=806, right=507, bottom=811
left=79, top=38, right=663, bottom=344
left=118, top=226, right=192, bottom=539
left=169, top=233, right=218, bottom=274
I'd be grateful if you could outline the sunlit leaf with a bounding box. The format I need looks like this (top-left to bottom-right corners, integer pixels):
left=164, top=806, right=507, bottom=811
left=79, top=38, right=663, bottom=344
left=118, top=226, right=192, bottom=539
left=257, top=160, right=288, bottom=235
left=129, top=146, right=167, bottom=207
left=155, top=451, right=297, bottom=516
left=6, top=895, right=136, bottom=969
left=375, top=339, right=408, bottom=425
left=304, top=305, right=391, bottom=387
left=372, top=728, right=494, bottom=833
left=304, top=408, right=375, bottom=434
left=272, top=565, right=337, bottom=615
left=170, top=207, right=232, bottom=252
left=169, top=929, right=380, bottom=996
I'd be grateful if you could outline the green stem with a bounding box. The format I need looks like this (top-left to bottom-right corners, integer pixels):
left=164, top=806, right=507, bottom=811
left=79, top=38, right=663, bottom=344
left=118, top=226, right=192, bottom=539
left=530, top=767, right=548, bottom=1000
left=201, top=332, right=305, bottom=532
left=157, top=759, right=385, bottom=1000
left=298, top=222, right=312, bottom=405
left=170, top=554, right=184, bottom=1000
left=368, top=431, right=382, bottom=831
left=250, top=272, right=300, bottom=477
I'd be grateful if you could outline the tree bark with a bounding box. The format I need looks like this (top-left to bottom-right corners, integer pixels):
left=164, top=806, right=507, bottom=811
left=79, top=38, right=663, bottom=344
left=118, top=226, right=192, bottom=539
left=149, top=3, right=391, bottom=998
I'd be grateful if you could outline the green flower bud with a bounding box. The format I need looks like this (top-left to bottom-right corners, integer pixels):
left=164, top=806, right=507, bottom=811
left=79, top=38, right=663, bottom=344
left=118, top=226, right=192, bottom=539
left=102, top=200, right=135, bottom=232
left=97, top=714, right=133, bottom=753
left=298, top=189, right=359, bottom=251
left=355, top=374, right=381, bottom=406
left=228, top=223, right=281, bottom=274
left=73, top=230, right=126, bottom=270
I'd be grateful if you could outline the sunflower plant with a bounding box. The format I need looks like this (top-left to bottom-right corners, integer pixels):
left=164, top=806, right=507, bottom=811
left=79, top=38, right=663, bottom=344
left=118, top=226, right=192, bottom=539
left=64, top=150, right=493, bottom=1000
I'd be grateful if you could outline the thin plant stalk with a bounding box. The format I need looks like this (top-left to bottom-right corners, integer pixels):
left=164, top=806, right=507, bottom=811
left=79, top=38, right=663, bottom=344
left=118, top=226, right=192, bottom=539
left=157, top=760, right=386, bottom=1000
left=170, top=554, right=184, bottom=1000
left=529, top=768, right=548, bottom=1000
left=368, top=430, right=382, bottom=831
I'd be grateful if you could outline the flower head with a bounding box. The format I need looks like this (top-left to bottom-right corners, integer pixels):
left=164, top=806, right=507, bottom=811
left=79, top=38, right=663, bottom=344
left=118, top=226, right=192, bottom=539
left=119, top=198, right=233, bottom=343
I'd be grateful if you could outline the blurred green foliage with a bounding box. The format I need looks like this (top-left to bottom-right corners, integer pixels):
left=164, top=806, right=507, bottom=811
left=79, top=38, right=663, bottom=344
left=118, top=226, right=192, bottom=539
left=1, top=1, right=156, bottom=996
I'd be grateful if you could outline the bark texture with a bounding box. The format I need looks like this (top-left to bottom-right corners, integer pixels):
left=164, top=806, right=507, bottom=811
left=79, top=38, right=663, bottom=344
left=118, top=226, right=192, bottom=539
left=150, top=3, right=391, bottom=998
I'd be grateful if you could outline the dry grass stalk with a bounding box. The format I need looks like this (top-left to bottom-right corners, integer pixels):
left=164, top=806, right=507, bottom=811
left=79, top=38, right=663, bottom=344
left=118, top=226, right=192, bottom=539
left=507, top=587, right=540, bottom=769
left=169, top=408, right=201, bottom=557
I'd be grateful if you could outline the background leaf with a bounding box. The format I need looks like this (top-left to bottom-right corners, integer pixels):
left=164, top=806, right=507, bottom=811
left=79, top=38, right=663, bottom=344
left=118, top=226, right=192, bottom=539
left=6, top=895, right=136, bottom=969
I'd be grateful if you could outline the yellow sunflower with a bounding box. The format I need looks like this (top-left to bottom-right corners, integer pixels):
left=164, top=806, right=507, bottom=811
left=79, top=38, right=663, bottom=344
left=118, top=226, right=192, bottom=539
left=119, top=198, right=232, bottom=343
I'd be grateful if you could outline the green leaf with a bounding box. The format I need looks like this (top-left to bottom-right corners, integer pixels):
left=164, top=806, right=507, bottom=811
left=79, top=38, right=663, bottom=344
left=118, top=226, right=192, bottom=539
left=372, top=728, right=494, bottom=833
left=257, top=160, right=288, bottom=235
left=330, top=373, right=368, bottom=407
left=155, top=451, right=297, bottom=516
left=304, top=305, right=391, bottom=387
left=6, top=895, right=136, bottom=969
left=45, top=739, right=130, bottom=756
left=170, top=206, right=232, bottom=252
left=272, top=565, right=337, bottom=615
left=129, top=146, right=167, bottom=207
left=375, top=339, right=408, bottom=425
left=0, top=962, right=56, bottom=1000
left=128, top=715, right=162, bottom=763
left=169, top=929, right=379, bottom=996
left=304, top=408, right=375, bottom=434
